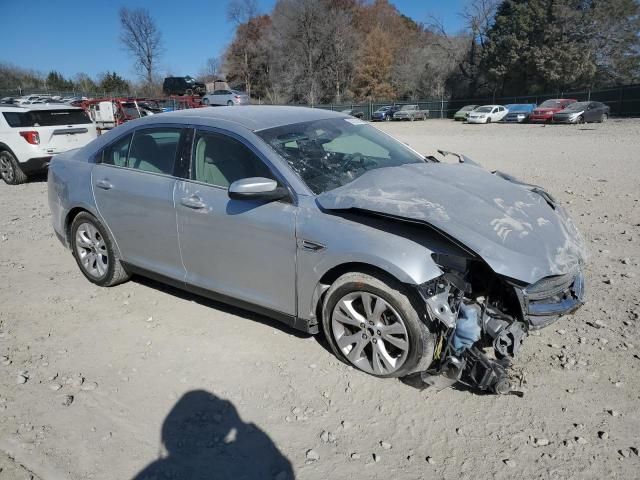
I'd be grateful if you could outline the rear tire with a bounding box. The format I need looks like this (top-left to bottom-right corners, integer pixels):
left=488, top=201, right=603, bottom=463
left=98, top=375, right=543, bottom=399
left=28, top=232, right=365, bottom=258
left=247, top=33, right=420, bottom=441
left=227, top=100, right=234, bottom=106
left=70, top=212, right=130, bottom=287
left=322, top=271, right=434, bottom=378
left=600, top=113, right=608, bottom=123
left=0, top=150, right=27, bottom=185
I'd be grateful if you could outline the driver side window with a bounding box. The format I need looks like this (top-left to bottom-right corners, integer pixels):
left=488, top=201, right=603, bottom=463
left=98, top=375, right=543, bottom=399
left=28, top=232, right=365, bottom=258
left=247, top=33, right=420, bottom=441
left=191, top=131, right=275, bottom=188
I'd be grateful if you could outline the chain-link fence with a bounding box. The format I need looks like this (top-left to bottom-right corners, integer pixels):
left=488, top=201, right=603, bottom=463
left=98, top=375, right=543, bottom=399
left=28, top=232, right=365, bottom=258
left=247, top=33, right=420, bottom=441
left=3, top=83, right=640, bottom=119
left=301, top=84, right=640, bottom=121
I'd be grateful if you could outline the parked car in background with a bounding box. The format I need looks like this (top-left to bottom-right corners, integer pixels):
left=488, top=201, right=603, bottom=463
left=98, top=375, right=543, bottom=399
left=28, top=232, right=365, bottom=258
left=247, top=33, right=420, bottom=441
left=466, top=105, right=508, bottom=124
left=48, top=106, right=586, bottom=394
left=502, top=104, right=536, bottom=123
left=162, top=76, right=206, bottom=97
left=341, top=108, right=365, bottom=119
left=1, top=97, right=15, bottom=104
left=529, top=99, right=577, bottom=123
left=83, top=98, right=147, bottom=131
left=0, top=104, right=96, bottom=184
left=552, top=101, right=610, bottom=124
left=202, top=90, right=250, bottom=106
left=371, top=105, right=401, bottom=121
left=393, top=104, right=428, bottom=121
left=453, top=105, right=479, bottom=121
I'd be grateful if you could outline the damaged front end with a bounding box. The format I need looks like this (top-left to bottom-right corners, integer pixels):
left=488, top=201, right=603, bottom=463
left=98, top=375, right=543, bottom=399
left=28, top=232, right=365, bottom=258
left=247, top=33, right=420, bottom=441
left=406, top=254, right=585, bottom=395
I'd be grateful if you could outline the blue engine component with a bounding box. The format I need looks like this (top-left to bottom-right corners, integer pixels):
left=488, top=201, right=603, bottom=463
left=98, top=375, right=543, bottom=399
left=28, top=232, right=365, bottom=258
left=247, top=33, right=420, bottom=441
left=452, top=303, right=482, bottom=353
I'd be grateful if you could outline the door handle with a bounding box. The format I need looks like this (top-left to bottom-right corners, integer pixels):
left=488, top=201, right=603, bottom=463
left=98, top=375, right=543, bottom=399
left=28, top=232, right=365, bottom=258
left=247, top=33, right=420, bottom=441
left=95, top=179, right=113, bottom=190
left=180, top=195, right=206, bottom=209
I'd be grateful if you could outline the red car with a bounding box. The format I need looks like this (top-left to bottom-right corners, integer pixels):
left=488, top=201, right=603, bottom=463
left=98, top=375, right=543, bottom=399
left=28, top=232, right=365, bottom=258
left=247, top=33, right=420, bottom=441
left=529, top=99, right=577, bottom=123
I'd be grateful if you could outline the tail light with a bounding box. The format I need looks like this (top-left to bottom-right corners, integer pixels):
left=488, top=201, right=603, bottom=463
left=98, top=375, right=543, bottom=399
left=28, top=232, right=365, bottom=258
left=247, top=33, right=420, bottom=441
left=234, top=95, right=241, bottom=99
left=19, top=131, right=40, bottom=145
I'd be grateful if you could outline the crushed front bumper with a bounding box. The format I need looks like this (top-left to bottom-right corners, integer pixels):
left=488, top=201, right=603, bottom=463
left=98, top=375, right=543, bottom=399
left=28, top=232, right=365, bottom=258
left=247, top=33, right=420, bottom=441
left=409, top=267, right=585, bottom=395
left=515, top=269, right=585, bottom=329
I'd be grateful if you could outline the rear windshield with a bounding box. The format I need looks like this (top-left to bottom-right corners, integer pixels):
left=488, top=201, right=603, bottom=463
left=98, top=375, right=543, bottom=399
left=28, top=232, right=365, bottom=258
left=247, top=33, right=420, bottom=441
left=3, top=109, right=92, bottom=127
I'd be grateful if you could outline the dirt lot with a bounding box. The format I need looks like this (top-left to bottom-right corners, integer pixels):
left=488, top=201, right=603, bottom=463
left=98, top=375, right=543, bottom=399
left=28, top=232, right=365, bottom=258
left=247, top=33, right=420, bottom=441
left=1, top=119, right=639, bottom=479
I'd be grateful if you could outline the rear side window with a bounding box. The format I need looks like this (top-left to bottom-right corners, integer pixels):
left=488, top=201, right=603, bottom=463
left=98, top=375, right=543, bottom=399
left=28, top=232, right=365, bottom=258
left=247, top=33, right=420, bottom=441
left=128, top=128, right=182, bottom=175
left=2, top=112, right=31, bottom=127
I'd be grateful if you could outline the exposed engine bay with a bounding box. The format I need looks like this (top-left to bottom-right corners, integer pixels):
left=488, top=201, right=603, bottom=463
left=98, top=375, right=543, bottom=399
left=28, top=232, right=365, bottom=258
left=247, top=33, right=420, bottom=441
left=406, top=254, right=585, bottom=395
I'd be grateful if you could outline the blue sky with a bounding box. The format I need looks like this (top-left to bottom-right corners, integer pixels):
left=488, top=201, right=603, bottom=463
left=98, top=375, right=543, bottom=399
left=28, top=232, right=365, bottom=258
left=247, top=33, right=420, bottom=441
left=1, top=0, right=467, bottom=81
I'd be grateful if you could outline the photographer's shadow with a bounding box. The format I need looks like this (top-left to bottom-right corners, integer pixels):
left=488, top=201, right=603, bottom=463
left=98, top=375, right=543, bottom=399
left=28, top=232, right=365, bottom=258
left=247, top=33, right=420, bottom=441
left=133, top=389, right=294, bottom=480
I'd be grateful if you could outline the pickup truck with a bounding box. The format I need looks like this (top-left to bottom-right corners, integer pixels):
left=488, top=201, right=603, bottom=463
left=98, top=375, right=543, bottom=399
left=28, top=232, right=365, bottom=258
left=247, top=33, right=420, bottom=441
left=392, top=104, right=428, bottom=121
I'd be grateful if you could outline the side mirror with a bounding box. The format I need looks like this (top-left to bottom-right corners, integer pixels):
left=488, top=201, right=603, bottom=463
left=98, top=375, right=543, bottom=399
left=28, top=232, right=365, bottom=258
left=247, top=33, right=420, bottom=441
left=228, top=177, right=289, bottom=201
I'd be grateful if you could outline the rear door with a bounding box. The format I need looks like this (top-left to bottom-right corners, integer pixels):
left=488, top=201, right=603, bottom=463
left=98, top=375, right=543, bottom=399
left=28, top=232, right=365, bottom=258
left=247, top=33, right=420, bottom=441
left=175, top=128, right=297, bottom=315
left=92, top=126, right=187, bottom=280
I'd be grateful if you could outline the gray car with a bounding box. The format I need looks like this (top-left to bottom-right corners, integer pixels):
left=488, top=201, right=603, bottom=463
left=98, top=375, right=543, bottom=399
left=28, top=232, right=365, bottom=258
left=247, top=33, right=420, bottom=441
left=202, top=89, right=250, bottom=106
left=48, top=106, right=586, bottom=394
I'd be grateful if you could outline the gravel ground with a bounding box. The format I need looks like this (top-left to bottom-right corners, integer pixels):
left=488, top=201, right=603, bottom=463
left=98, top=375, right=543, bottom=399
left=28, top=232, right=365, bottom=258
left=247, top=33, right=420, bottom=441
left=0, top=119, right=639, bottom=479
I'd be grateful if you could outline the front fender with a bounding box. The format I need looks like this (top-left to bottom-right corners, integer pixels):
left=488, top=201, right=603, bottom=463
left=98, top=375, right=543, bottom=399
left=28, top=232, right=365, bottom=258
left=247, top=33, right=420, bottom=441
left=296, top=199, right=447, bottom=322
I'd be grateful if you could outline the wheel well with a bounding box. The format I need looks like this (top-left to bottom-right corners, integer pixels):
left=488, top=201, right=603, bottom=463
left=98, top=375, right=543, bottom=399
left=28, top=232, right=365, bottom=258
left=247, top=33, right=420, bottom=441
left=313, top=262, right=407, bottom=321
left=65, top=207, right=90, bottom=242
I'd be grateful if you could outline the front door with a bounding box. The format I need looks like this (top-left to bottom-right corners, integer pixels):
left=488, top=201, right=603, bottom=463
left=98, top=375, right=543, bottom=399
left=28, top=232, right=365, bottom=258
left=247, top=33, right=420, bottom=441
left=92, top=127, right=186, bottom=280
left=176, top=129, right=297, bottom=315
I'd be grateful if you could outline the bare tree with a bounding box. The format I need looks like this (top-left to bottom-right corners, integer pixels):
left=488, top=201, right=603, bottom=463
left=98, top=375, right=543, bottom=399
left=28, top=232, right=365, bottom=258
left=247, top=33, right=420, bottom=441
left=119, top=7, right=163, bottom=86
left=227, top=0, right=258, bottom=24
left=199, top=57, right=223, bottom=82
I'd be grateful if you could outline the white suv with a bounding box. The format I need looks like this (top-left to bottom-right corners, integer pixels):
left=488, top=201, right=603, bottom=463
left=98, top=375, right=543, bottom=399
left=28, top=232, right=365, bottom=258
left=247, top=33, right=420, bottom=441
left=0, top=104, right=97, bottom=184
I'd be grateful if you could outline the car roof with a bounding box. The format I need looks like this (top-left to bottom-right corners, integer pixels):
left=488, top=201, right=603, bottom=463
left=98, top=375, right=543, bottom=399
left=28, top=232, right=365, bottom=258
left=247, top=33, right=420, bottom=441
left=137, top=105, right=348, bottom=131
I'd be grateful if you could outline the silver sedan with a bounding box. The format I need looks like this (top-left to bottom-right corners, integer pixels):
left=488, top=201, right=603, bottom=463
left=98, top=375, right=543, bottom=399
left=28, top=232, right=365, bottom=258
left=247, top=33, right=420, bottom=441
left=48, top=106, right=586, bottom=393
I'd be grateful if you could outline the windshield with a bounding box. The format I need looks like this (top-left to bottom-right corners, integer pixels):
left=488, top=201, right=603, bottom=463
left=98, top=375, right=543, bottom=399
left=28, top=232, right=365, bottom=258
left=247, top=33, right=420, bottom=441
left=461, top=105, right=476, bottom=111
left=121, top=103, right=142, bottom=119
left=539, top=100, right=565, bottom=108
left=562, top=102, right=588, bottom=111
left=257, top=118, right=426, bottom=194
left=475, top=106, right=492, bottom=113
left=507, top=104, right=531, bottom=111
left=375, top=106, right=390, bottom=112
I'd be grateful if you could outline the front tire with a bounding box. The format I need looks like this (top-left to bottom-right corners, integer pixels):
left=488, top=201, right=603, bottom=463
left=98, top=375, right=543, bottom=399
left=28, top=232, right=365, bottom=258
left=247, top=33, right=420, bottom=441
left=486, top=117, right=492, bottom=124
left=71, top=212, right=130, bottom=287
left=600, top=113, right=608, bottom=123
left=322, top=272, right=434, bottom=378
left=0, top=150, right=27, bottom=185
left=202, top=97, right=210, bottom=105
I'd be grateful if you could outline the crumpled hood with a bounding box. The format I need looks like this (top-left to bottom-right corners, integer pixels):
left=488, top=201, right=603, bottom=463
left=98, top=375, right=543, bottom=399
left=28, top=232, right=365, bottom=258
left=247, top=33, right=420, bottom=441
left=316, top=163, right=586, bottom=285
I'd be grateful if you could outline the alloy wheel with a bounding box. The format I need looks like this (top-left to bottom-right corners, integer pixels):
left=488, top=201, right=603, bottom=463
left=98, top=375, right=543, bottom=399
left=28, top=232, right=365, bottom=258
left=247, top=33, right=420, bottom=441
left=74, top=222, right=109, bottom=279
left=331, top=291, right=409, bottom=375
left=0, top=155, right=14, bottom=183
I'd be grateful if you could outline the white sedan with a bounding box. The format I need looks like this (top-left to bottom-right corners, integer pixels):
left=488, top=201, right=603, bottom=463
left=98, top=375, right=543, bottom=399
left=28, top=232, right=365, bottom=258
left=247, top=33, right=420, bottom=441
left=466, top=105, right=508, bottom=124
